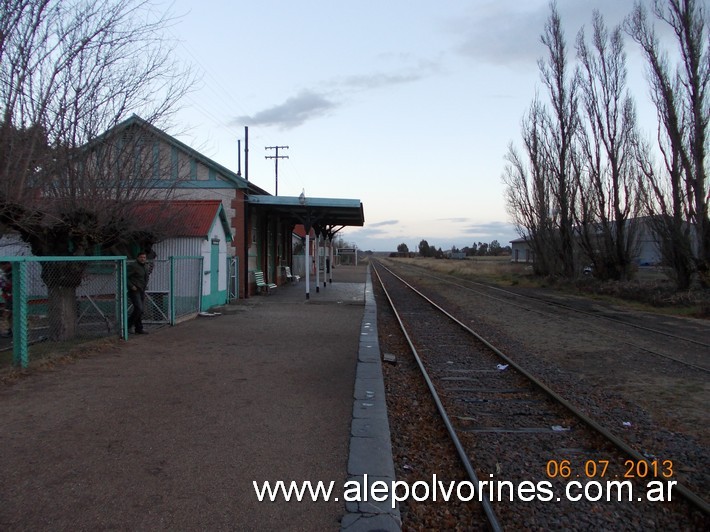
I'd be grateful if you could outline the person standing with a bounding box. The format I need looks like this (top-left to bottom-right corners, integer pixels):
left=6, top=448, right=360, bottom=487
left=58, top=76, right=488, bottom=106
left=0, top=263, right=12, bottom=338
left=127, top=251, right=150, bottom=334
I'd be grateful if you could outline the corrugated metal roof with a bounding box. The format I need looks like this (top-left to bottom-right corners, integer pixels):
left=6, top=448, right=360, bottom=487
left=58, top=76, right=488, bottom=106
left=249, top=195, right=364, bottom=228
left=133, top=200, right=231, bottom=239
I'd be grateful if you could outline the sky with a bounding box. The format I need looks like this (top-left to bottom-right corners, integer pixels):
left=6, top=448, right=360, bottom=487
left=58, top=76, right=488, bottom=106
left=165, top=0, right=666, bottom=252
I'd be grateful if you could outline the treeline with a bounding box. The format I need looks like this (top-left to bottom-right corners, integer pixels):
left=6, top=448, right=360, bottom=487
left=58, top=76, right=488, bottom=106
left=394, top=240, right=512, bottom=258
left=503, top=1, right=709, bottom=289
left=454, top=241, right=512, bottom=257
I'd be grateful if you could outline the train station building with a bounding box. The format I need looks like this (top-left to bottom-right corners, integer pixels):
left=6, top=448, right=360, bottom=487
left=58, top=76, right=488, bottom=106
left=93, top=115, right=365, bottom=304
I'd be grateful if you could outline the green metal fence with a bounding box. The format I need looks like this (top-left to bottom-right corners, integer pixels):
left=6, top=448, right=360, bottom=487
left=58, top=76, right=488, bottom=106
left=141, top=256, right=203, bottom=323
left=0, top=255, right=204, bottom=369
left=228, top=255, right=240, bottom=302
left=0, top=256, right=127, bottom=369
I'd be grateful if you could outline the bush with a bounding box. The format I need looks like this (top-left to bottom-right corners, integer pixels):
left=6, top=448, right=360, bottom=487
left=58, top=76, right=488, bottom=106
left=574, top=278, right=710, bottom=317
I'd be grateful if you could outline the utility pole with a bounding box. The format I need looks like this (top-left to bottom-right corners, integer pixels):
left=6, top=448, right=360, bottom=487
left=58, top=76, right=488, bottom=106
left=265, top=145, right=289, bottom=196
left=245, top=127, right=249, bottom=181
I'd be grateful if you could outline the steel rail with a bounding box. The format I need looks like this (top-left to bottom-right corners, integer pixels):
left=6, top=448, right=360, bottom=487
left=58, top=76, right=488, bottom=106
left=390, top=261, right=710, bottom=372
left=372, top=263, right=504, bottom=532
left=395, top=260, right=710, bottom=350
left=375, top=260, right=710, bottom=517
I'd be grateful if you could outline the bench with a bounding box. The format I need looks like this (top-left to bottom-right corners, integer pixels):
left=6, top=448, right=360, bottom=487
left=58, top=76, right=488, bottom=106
left=284, top=266, right=300, bottom=284
left=254, top=271, right=276, bottom=294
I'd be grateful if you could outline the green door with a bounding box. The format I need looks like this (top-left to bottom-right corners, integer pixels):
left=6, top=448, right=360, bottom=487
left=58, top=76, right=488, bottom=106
left=210, top=241, right=219, bottom=301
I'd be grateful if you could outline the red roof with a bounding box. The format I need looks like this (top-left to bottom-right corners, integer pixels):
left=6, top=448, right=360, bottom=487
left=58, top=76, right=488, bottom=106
left=292, top=224, right=315, bottom=238
left=133, top=200, right=226, bottom=238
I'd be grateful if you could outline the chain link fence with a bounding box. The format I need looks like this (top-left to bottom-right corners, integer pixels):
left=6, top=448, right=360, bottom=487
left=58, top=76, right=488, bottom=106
left=228, top=256, right=240, bottom=302
left=140, top=256, right=203, bottom=323
left=1, top=255, right=203, bottom=369
left=0, top=257, right=127, bottom=369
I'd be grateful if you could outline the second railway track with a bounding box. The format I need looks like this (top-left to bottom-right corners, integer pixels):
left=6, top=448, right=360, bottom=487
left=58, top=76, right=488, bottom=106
left=385, top=259, right=710, bottom=372
left=372, top=260, right=708, bottom=530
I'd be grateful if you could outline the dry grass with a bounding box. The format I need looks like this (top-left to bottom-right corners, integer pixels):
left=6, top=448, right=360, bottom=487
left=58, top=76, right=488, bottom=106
left=378, top=256, right=710, bottom=319
left=0, top=336, right=122, bottom=382
left=381, top=256, right=537, bottom=287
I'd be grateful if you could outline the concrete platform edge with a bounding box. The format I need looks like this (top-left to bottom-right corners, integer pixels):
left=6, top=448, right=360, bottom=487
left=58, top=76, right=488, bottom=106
left=341, top=266, right=402, bottom=532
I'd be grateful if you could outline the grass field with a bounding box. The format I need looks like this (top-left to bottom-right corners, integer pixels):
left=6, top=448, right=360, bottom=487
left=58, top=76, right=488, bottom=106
left=379, top=256, right=539, bottom=286
left=373, top=255, right=709, bottom=319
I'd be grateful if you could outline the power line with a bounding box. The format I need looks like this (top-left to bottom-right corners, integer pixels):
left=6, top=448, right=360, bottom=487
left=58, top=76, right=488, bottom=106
left=265, top=145, right=289, bottom=196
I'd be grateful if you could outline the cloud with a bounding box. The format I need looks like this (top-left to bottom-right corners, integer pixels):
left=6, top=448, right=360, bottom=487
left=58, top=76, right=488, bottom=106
left=436, top=217, right=470, bottom=224
left=368, top=219, right=399, bottom=227
left=337, top=71, right=424, bottom=89
left=236, top=58, right=441, bottom=130
left=452, top=2, right=547, bottom=66
left=461, top=221, right=518, bottom=240
left=235, top=90, right=336, bottom=130
left=345, top=220, right=520, bottom=252
left=335, top=59, right=442, bottom=91
left=453, top=0, right=634, bottom=67
left=348, top=225, right=399, bottom=238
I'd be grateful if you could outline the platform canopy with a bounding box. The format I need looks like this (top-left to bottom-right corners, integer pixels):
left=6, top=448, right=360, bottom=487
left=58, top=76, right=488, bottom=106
left=248, top=194, right=364, bottom=231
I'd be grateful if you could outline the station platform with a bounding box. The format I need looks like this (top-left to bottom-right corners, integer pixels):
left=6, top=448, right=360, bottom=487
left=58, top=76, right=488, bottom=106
left=0, top=264, right=400, bottom=531
left=269, top=264, right=371, bottom=304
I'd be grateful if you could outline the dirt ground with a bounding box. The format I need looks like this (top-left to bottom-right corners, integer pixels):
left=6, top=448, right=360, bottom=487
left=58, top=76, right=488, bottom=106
left=464, top=285, right=710, bottom=445
left=0, top=285, right=363, bottom=531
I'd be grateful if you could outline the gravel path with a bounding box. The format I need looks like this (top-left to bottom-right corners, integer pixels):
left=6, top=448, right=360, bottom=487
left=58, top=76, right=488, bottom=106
left=0, top=296, right=361, bottom=531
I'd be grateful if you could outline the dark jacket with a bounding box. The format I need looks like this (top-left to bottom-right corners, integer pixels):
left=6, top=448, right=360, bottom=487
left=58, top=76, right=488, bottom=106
left=128, top=261, right=149, bottom=291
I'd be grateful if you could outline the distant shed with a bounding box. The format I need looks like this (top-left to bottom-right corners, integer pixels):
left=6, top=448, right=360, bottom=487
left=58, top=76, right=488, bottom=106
left=510, top=237, right=533, bottom=263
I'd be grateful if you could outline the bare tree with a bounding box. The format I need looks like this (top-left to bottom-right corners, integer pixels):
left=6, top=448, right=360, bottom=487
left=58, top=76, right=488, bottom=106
left=503, top=98, right=562, bottom=277
left=626, top=0, right=710, bottom=288
left=504, top=3, right=581, bottom=279
left=538, top=2, right=582, bottom=278
left=575, top=11, right=643, bottom=281
left=0, top=0, right=195, bottom=339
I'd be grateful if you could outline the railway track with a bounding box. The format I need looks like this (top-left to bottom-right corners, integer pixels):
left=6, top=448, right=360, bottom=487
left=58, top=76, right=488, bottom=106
left=382, top=259, right=710, bottom=373
left=372, top=260, right=708, bottom=529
